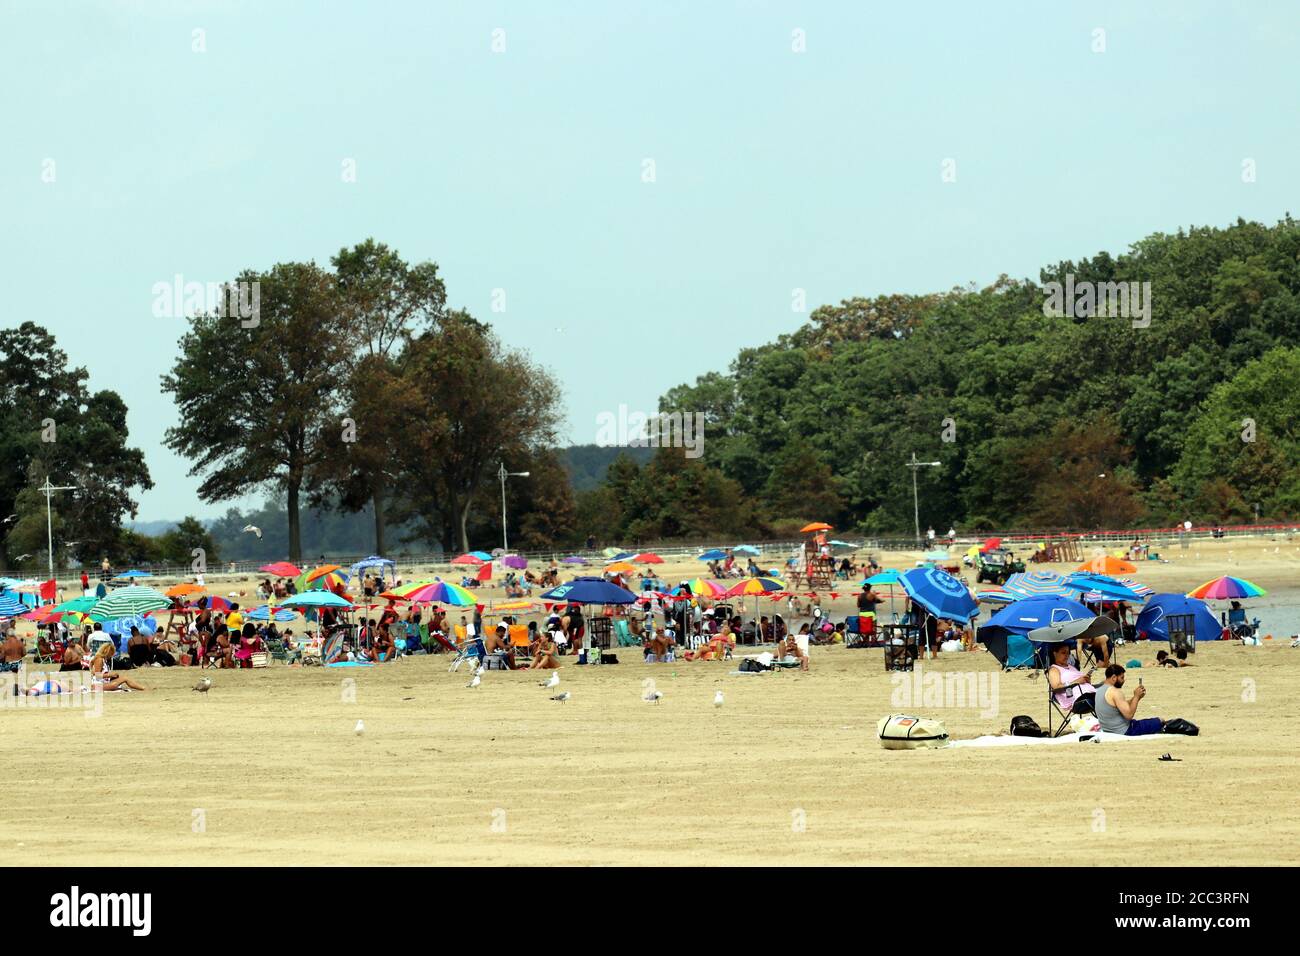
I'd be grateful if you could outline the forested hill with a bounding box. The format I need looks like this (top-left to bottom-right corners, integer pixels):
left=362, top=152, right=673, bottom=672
left=571, top=217, right=1300, bottom=542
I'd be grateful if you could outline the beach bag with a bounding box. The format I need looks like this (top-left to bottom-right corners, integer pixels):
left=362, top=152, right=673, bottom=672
left=1010, top=715, right=1045, bottom=738
left=1161, top=717, right=1199, bottom=736
left=1067, top=713, right=1101, bottom=734
left=739, top=657, right=771, bottom=672
left=878, top=714, right=949, bottom=750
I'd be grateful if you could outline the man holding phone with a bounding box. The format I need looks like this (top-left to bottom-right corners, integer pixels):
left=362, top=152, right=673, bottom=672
left=1096, top=664, right=1165, bottom=736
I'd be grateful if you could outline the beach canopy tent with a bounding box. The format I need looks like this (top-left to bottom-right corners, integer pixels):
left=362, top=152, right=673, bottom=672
left=115, top=569, right=151, bottom=580
left=350, top=556, right=396, bottom=582
left=977, top=594, right=1094, bottom=669
left=898, top=567, right=978, bottom=621
left=1135, top=594, right=1221, bottom=642
left=101, top=614, right=159, bottom=637
left=540, top=576, right=637, bottom=606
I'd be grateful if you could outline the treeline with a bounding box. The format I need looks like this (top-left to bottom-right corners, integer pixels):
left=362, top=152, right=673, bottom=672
left=577, top=216, right=1300, bottom=539
left=162, top=240, right=579, bottom=561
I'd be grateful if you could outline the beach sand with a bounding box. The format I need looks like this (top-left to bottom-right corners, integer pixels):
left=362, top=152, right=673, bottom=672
left=3, top=536, right=1297, bottom=866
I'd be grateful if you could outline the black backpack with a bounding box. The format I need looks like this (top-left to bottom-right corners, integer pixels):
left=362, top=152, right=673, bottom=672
left=1010, top=714, right=1045, bottom=737
left=739, top=657, right=772, bottom=672
left=1161, top=717, right=1199, bottom=736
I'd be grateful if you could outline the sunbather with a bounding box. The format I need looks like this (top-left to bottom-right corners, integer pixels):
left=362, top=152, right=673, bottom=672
left=776, top=631, right=809, bottom=671
left=1152, top=649, right=1194, bottom=668
left=88, top=644, right=148, bottom=691
left=530, top=635, right=560, bottom=669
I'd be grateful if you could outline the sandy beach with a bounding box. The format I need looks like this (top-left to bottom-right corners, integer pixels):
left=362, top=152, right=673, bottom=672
left=2, top=536, right=1297, bottom=866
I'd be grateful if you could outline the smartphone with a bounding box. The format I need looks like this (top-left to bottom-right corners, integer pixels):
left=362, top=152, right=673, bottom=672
left=1138, top=677, right=1143, bottom=687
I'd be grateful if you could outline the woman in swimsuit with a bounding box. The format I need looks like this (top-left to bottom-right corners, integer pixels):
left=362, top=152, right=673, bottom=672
left=88, top=644, right=148, bottom=691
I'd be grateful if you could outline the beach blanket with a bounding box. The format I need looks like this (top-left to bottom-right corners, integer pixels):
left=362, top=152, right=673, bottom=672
left=947, top=731, right=1170, bottom=748
left=325, top=660, right=374, bottom=668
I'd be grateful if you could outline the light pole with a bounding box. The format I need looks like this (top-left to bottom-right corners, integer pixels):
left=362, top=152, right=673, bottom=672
left=905, top=453, right=941, bottom=547
left=498, top=463, right=530, bottom=553
left=39, top=476, right=78, bottom=582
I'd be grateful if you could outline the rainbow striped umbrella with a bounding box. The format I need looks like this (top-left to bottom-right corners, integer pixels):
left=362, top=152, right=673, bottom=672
left=723, top=577, right=786, bottom=598
left=1186, top=576, right=1266, bottom=600
left=686, top=578, right=728, bottom=598
left=395, top=580, right=477, bottom=607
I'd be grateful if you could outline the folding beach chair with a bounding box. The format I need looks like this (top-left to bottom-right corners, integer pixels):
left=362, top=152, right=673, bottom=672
left=1047, top=676, right=1094, bottom=738
left=448, top=634, right=486, bottom=673
left=1166, top=613, right=1196, bottom=657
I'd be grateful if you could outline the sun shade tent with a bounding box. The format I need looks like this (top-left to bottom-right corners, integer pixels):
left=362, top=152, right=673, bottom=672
left=350, top=556, right=396, bottom=583
left=976, top=594, right=1094, bottom=668
left=1135, top=594, right=1221, bottom=642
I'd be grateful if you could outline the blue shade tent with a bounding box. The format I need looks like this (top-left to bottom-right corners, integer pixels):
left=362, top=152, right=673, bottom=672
left=116, top=569, right=151, bottom=579
left=1135, top=594, right=1221, bottom=642
left=898, top=567, right=978, bottom=621
left=350, top=556, right=396, bottom=582
left=977, top=594, right=1094, bottom=668
left=540, top=576, right=637, bottom=605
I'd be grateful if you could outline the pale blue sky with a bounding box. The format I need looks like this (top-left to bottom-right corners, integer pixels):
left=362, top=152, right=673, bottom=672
left=2, top=0, right=1296, bottom=521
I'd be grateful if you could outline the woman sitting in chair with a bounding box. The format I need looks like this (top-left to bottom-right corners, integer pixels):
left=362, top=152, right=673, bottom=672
left=1047, top=643, right=1096, bottom=715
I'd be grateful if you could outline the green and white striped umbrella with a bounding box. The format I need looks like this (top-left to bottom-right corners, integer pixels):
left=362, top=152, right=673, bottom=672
left=90, top=585, right=170, bottom=621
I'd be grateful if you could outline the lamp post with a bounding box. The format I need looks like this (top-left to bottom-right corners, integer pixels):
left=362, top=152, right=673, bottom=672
left=39, top=476, right=78, bottom=582
left=498, top=463, right=530, bottom=553
left=905, top=453, right=941, bottom=547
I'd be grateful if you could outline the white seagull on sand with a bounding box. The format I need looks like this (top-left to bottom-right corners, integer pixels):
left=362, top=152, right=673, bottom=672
left=354, top=719, right=365, bottom=735
left=550, top=691, right=571, bottom=703
left=539, top=672, right=560, bottom=688
left=467, top=674, right=481, bottom=689
left=714, top=691, right=724, bottom=708
left=643, top=688, right=663, bottom=704
left=192, top=677, right=212, bottom=693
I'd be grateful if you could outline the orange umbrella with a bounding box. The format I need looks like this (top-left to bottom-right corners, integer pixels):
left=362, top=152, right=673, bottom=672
left=605, top=561, right=636, bottom=574
left=800, top=522, right=833, bottom=533
left=305, top=564, right=343, bottom=582
left=165, top=583, right=204, bottom=598
left=1075, top=556, right=1136, bottom=575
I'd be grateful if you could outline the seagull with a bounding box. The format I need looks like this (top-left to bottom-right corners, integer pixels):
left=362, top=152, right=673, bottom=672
left=714, top=691, right=724, bottom=708
left=467, top=674, right=481, bottom=689
left=474, top=662, right=485, bottom=677
left=643, top=688, right=663, bottom=704
left=539, top=672, right=559, bottom=688
left=15, top=554, right=31, bottom=561
left=192, top=677, right=212, bottom=693
left=354, top=719, right=365, bottom=735
left=550, top=691, right=570, bottom=703
left=242, top=524, right=262, bottom=538
left=2, top=514, right=16, bottom=524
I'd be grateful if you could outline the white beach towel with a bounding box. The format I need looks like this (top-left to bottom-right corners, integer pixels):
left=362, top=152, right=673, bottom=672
left=946, top=731, right=1169, bottom=748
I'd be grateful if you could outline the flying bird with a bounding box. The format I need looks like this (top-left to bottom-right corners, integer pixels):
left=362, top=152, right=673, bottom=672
left=466, top=674, right=481, bottom=689
left=539, top=672, right=559, bottom=688
left=192, top=677, right=211, bottom=693
left=15, top=554, right=31, bottom=561
left=2, top=514, right=16, bottom=524
left=714, top=691, right=724, bottom=708
left=550, top=691, right=570, bottom=703
left=242, top=524, right=262, bottom=538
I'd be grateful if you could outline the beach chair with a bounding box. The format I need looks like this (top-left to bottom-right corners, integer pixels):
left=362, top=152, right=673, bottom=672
left=613, top=618, right=639, bottom=647
left=1167, top=613, right=1197, bottom=656
left=448, top=634, right=486, bottom=673
left=1047, top=674, right=1094, bottom=738
left=508, top=624, right=531, bottom=660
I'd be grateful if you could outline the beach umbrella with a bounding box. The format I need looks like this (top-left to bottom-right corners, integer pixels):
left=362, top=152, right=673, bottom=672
left=501, top=555, right=528, bottom=570
left=280, top=591, right=353, bottom=609
left=697, top=549, right=728, bottom=561
left=898, top=567, right=978, bottom=621
left=733, top=545, right=761, bottom=556
left=245, top=605, right=298, bottom=622
left=450, top=553, right=484, bottom=566
left=1135, top=594, right=1221, bottom=642
left=976, top=586, right=1015, bottom=604
left=115, top=569, right=151, bottom=580
left=395, top=580, right=477, bottom=607
left=0, top=593, right=29, bottom=616
left=562, top=556, right=586, bottom=564
left=52, top=595, right=99, bottom=614
left=259, top=561, right=302, bottom=577
left=305, top=564, right=344, bottom=582
left=722, top=577, right=787, bottom=633
left=1075, top=555, right=1136, bottom=575
left=633, top=552, right=664, bottom=564
left=862, top=570, right=902, bottom=586
left=1064, top=573, right=1145, bottom=602
left=799, top=522, right=833, bottom=533
left=187, top=595, right=231, bottom=613
left=1186, top=576, right=1266, bottom=600
left=101, top=614, right=159, bottom=637
left=90, top=585, right=170, bottom=620
left=540, top=577, right=637, bottom=607
left=468, top=551, right=492, bottom=562
left=600, top=547, right=626, bottom=559
left=484, top=600, right=540, bottom=615
left=605, top=561, right=636, bottom=574
left=165, top=583, right=204, bottom=599
left=976, top=594, right=1095, bottom=668
left=980, top=537, right=1002, bottom=552
left=686, top=578, right=727, bottom=598
left=1003, top=571, right=1076, bottom=599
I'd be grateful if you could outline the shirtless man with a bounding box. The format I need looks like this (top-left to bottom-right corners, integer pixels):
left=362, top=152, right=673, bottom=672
left=777, top=633, right=809, bottom=671
left=644, top=628, right=675, bottom=663
left=1, top=630, right=25, bottom=672
left=484, top=624, right=515, bottom=669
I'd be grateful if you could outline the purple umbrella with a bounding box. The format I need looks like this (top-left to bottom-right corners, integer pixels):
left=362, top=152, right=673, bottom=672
left=502, top=555, right=527, bottom=570
left=562, top=556, right=585, bottom=564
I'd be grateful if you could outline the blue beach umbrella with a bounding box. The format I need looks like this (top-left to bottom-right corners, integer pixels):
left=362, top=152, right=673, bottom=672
left=698, top=549, right=728, bottom=561
left=898, top=567, right=978, bottom=621
left=540, top=576, right=637, bottom=606
left=246, top=605, right=298, bottom=623
left=280, top=591, right=353, bottom=609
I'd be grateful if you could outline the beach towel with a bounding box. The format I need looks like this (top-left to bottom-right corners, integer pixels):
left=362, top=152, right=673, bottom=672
left=946, top=731, right=1169, bottom=748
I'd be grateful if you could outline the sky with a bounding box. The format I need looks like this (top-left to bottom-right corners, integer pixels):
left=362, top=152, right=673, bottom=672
left=2, top=0, right=1298, bottom=522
